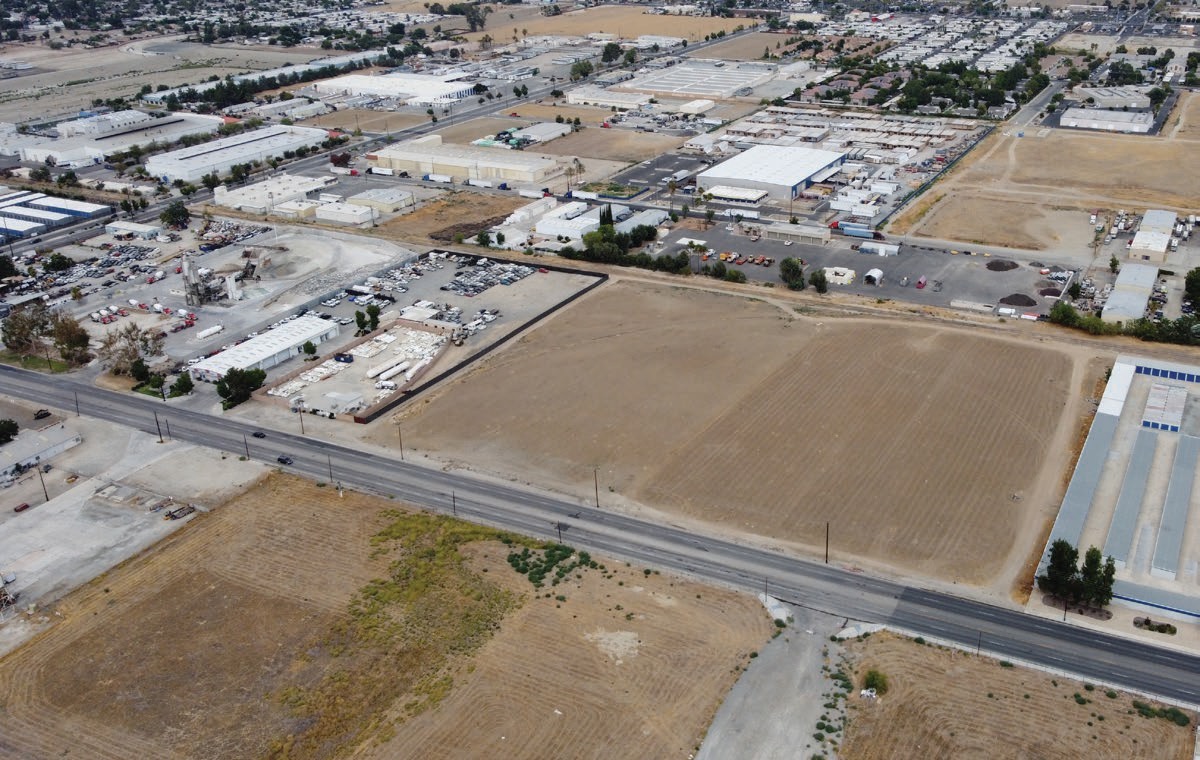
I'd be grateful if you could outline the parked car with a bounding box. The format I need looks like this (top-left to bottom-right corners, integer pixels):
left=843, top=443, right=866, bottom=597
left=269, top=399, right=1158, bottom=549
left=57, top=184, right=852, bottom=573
left=33, top=409, right=50, bottom=419
left=13, top=503, right=30, bottom=513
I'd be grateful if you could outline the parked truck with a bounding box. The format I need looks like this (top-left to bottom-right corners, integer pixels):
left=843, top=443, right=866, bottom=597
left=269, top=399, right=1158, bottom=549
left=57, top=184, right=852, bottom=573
left=368, top=167, right=395, bottom=176
left=330, top=166, right=360, bottom=176
left=423, top=173, right=453, bottom=183
left=465, top=178, right=493, bottom=188
left=831, top=220, right=885, bottom=240
left=518, top=189, right=544, bottom=199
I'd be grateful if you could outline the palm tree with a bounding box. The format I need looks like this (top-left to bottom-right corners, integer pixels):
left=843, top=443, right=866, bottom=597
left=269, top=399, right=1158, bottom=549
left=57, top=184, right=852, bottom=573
left=667, top=179, right=677, bottom=212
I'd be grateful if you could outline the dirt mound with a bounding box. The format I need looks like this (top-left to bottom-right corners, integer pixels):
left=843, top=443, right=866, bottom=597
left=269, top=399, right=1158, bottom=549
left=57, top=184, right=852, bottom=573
left=987, top=260, right=1019, bottom=272
left=999, top=293, right=1038, bottom=307
left=1039, top=288, right=1062, bottom=297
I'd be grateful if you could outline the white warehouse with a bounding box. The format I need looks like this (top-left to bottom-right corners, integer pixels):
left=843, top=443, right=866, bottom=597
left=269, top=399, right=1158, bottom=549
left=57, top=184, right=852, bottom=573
left=310, top=73, right=474, bottom=105
left=697, top=145, right=845, bottom=202
left=189, top=316, right=340, bottom=383
left=145, top=125, right=328, bottom=183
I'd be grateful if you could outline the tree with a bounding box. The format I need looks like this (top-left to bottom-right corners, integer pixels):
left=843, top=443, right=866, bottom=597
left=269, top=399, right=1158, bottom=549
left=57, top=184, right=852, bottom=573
left=1037, top=539, right=1079, bottom=600
left=570, top=60, right=594, bottom=80
left=170, top=371, right=194, bottom=397
left=354, top=310, right=368, bottom=334
left=29, top=166, right=51, bottom=182
left=1048, top=300, right=1079, bottom=327
left=1186, top=267, right=1200, bottom=304
left=601, top=42, right=621, bottom=63
left=0, top=255, right=16, bottom=279
left=1079, top=546, right=1107, bottom=606
left=329, top=151, right=352, bottom=167
left=780, top=257, right=806, bottom=290
left=97, top=322, right=164, bottom=375
left=201, top=173, right=221, bottom=190
left=704, top=208, right=715, bottom=229
left=215, top=367, right=266, bottom=408
left=302, top=340, right=317, bottom=357
left=1067, top=282, right=1082, bottom=300
left=623, top=48, right=637, bottom=66
left=1109, top=256, right=1120, bottom=275
left=809, top=269, right=828, bottom=293
left=50, top=312, right=90, bottom=365
left=475, top=230, right=492, bottom=247
left=43, top=252, right=74, bottom=272
left=366, top=303, right=381, bottom=331
left=1, top=303, right=50, bottom=354
left=130, top=357, right=151, bottom=383
left=0, top=418, right=17, bottom=445
left=159, top=200, right=191, bottom=229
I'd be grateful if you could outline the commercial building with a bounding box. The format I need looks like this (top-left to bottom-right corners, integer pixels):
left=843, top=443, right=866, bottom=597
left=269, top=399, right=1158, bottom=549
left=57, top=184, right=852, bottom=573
left=619, top=61, right=776, bottom=99
left=0, top=206, right=70, bottom=228
left=189, top=315, right=340, bottom=383
left=105, top=220, right=163, bottom=239
left=0, top=217, right=44, bottom=238
left=1102, top=262, right=1158, bottom=323
left=1130, top=209, right=1177, bottom=262
left=19, top=113, right=224, bottom=168
left=309, top=72, right=474, bottom=105
left=145, top=125, right=328, bottom=183
left=566, top=86, right=651, bottom=110
left=27, top=196, right=109, bottom=218
left=763, top=223, right=832, bottom=245
left=0, top=424, right=82, bottom=479
left=368, top=135, right=560, bottom=183
left=614, top=208, right=668, bottom=235
left=315, top=202, right=375, bottom=226
left=272, top=200, right=321, bottom=220
left=212, top=174, right=334, bottom=214
left=697, top=145, right=845, bottom=202
left=510, top=122, right=572, bottom=143
left=1060, top=107, right=1154, bottom=134
left=1074, top=86, right=1151, bottom=109
left=347, top=187, right=414, bottom=213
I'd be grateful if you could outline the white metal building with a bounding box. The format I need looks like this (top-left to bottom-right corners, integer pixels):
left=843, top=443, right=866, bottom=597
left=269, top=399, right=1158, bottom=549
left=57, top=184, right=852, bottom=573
left=0, top=217, right=43, bottom=238
left=310, top=72, right=474, bottom=105
left=1074, top=86, right=1151, bottom=109
left=1060, top=107, right=1153, bottom=134
left=189, top=316, right=340, bottom=382
left=105, top=220, right=162, bottom=239
left=0, top=424, right=82, bottom=478
left=763, top=223, right=831, bottom=245
left=348, top=187, right=414, bottom=213
left=368, top=135, right=560, bottom=183
left=1130, top=209, right=1177, bottom=262
left=212, top=174, right=333, bottom=214
left=1102, top=262, right=1158, bottom=322
left=697, top=145, right=845, bottom=202
left=20, top=113, right=224, bottom=167
left=315, top=202, right=375, bottom=225
left=145, top=125, right=328, bottom=183
left=566, top=86, right=651, bottom=110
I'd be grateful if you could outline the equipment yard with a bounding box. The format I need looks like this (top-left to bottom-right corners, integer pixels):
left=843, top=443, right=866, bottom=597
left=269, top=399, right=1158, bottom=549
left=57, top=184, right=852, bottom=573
left=839, top=632, right=1194, bottom=760
left=386, top=280, right=1096, bottom=590
left=0, top=475, right=770, bottom=759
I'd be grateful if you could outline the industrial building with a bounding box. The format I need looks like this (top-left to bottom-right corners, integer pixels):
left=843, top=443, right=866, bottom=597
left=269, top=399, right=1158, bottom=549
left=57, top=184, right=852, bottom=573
left=618, top=61, right=776, bottom=99
left=189, top=315, right=340, bottom=383
left=105, top=220, right=163, bottom=239
left=212, top=174, right=334, bottom=214
left=1059, top=107, right=1154, bottom=134
left=315, top=202, right=375, bottom=226
left=0, top=424, right=82, bottom=479
left=763, top=223, right=832, bottom=245
left=510, top=122, right=572, bottom=143
left=0, top=217, right=43, bottom=238
left=566, top=86, right=651, bottom=110
left=1074, top=86, right=1152, bottom=110
left=272, top=200, right=322, bottom=220
left=697, top=145, right=845, bottom=202
left=1102, top=262, right=1158, bottom=323
left=347, top=187, right=414, bottom=213
left=19, top=112, right=224, bottom=168
left=368, top=135, right=560, bottom=183
left=27, top=196, right=109, bottom=218
left=1130, top=209, right=1177, bottom=263
left=144, top=125, right=328, bottom=183
left=309, top=72, right=474, bottom=105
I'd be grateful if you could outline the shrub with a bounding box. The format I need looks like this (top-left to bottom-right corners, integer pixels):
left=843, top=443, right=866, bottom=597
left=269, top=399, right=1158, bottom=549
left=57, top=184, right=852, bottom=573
left=863, top=669, right=888, bottom=695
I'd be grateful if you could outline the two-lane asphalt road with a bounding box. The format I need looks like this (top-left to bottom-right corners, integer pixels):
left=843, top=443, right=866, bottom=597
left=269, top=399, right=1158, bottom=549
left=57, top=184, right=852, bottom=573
left=5, top=365, right=1200, bottom=705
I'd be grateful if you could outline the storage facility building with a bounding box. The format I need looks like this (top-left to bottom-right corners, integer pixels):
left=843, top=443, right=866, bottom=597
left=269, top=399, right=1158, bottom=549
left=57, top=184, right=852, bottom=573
left=368, top=135, right=560, bottom=183
left=1102, top=262, right=1158, bottom=323
left=1059, top=107, right=1154, bottom=134
left=347, top=187, right=415, bottom=213
left=1130, top=209, right=1177, bottom=263
left=697, top=145, right=845, bottom=202
left=145, top=125, right=328, bottom=183
left=0, top=217, right=44, bottom=238
left=309, top=72, right=474, bottom=105
left=315, top=202, right=375, bottom=226
left=105, top=220, right=162, bottom=239
left=27, top=196, right=110, bottom=218
left=189, top=315, right=340, bottom=383
left=212, top=174, right=333, bottom=214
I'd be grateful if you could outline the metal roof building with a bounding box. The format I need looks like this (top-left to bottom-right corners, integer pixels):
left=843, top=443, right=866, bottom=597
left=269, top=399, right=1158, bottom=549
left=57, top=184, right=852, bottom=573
left=1060, top=107, right=1154, bottom=134
left=1102, top=262, right=1157, bottom=323
left=369, top=135, right=560, bottom=183
left=310, top=72, right=474, bottom=106
left=145, top=125, right=328, bottom=183
left=1130, top=209, right=1177, bottom=263
left=697, top=145, right=845, bottom=202
left=189, top=316, right=340, bottom=383
left=212, top=173, right=334, bottom=214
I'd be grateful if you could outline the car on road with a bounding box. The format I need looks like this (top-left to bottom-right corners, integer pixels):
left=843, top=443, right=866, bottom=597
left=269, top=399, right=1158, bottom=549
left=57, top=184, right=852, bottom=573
left=916, top=276, right=927, bottom=289
left=277, top=455, right=294, bottom=465
left=33, top=409, right=50, bottom=419
left=253, top=431, right=267, bottom=439
left=13, top=503, right=30, bottom=513
left=783, top=240, right=793, bottom=246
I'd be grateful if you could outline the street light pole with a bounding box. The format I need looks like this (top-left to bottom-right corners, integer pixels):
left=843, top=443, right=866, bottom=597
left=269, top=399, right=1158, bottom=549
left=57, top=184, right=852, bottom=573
left=298, top=409, right=305, bottom=435
left=163, top=418, right=171, bottom=441
left=593, top=467, right=599, bottom=509
left=451, top=490, right=457, bottom=517
left=327, top=453, right=333, bottom=484
left=153, top=411, right=163, bottom=443
left=243, top=433, right=250, bottom=459
left=36, top=464, right=49, bottom=503
left=398, top=425, right=404, bottom=461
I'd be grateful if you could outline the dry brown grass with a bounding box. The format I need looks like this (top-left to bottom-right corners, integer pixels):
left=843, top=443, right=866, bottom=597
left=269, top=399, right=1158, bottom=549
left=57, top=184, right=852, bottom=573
left=375, top=190, right=526, bottom=243
left=462, top=6, right=746, bottom=43
left=537, top=128, right=689, bottom=162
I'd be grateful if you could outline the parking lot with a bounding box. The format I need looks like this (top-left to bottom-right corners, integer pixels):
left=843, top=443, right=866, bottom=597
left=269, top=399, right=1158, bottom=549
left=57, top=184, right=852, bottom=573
left=608, top=153, right=713, bottom=197
left=661, top=226, right=1065, bottom=314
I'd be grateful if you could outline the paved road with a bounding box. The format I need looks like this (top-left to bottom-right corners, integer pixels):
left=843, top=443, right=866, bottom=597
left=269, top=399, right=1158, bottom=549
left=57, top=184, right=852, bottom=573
left=4, top=363, right=1200, bottom=704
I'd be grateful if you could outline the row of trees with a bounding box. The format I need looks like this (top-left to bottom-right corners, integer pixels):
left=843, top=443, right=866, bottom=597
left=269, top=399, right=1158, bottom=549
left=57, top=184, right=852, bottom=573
left=1037, top=539, right=1116, bottom=610
left=0, top=303, right=91, bottom=366
left=780, top=257, right=828, bottom=293
left=1049, top=300, right=1200, bottom=344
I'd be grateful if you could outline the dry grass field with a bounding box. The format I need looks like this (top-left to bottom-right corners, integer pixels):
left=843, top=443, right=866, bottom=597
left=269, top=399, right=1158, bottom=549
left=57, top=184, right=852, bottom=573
left=840, top=633, right=1195, bottom=759
left=538, top=128, right=689, bottom=162
left=502, top=102, right=612, bottom=125
left=1166, top=91, right=1200, bottom=140
left=892, top=120, right=1200, bottom=251
left=463, top=6, right=745, bottom=43
left=431, top=116, right=529, bottom=144
left=0, top=475, right=769, bottom=759
left=390, top=281, right=1082, bottom=586
left=696, top=31, right=799, bottom=61
left=297, top=109, right=428, bottom=134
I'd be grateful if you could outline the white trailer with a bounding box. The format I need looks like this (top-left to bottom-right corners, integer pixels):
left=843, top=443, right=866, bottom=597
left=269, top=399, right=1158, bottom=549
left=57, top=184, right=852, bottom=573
left=196, top=324, right=224, bottom=340
left=367, top=357, right=409, bottom=379
left=518, top=189, right=545, bottom=199
left=370, top=167, right=395, bottom=176
left=466, top=178, right=493, bottom=188
left=377, top=361, right=411, bottom=382
left=858, top=241, right=900, bottom=256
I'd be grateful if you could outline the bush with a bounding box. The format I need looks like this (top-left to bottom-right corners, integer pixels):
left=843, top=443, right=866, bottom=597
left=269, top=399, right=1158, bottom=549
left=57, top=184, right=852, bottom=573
left=863, top=669, right=888, bottom=695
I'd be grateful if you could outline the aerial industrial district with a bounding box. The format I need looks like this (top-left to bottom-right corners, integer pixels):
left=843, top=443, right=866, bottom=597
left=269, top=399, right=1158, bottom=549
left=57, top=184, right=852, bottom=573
left=1, top=0, right=1200, bottom=756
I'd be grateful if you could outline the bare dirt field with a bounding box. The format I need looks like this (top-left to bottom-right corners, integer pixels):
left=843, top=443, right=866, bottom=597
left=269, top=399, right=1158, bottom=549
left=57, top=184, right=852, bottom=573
left=387, top=280, right=1085, bottom=587
left=538, top=128, right=689, bottom=162
left=502, top=102, right=612, bottom=125
left=464, top=6, right=746, bottom=43
left=297, top=108, right=429, bottom=134
left=431, top=116, right=530, bottom=144
left=0, top=475, right=769, bottom=759
left=1165, top=91, right=1200, bottom=140
left=840, top=632, right=1195, bottom=759
left=693, top=31, right=794, bottom=61
left=375, top=190, right=528, bottom=243
left=893, top=124, right=1200, bottom=250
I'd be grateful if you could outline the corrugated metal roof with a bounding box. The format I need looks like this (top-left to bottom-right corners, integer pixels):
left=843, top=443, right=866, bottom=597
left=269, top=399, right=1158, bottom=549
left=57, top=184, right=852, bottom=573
left=1103, top=428, right=1158, bottom=566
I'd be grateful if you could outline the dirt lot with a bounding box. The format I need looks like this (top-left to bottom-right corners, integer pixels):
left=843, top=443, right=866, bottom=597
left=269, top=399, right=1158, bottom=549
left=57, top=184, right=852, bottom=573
left=463, top=6, right=745, bottom=43
left=694, top=31, right=797, bottom=61
left=386, top=280, right=1086, bottom=589
left=839, top=632, right=1195, bottom=759
left=376, top=190, right=527, bottom=243
left=297, top=108, right=429, bottom=134
left=503, top=102, right=612, bottom=125
left=892, top=124, right=1200, bottom=251
left=431, top=116, right=530, bottom=144
left=537, top=128, right=689, bottom=162
left=1165, top=90, right=1200, bottom=140
left=0, top=475, right=769, bottom=759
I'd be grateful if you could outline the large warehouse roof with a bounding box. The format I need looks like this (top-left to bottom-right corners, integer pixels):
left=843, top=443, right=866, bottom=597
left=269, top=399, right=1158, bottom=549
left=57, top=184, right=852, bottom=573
left=698, top=145, right=845, bottom=188
left=190, top=316, right=334, bottom=379
left=1131, top=209, right=1177, bottom=255
left=311, top=73, right=473, bottom=104
left=372, top=135, right=558, bottom=175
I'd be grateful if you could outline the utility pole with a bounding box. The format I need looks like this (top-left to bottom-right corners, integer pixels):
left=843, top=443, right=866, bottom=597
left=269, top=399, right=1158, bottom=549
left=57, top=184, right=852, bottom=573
left=825, top=522, right=830, bottom=564
left=36, top=464, right=49, bottom=503
left=594, top=466, right=599, bottom=509
left=298, top=409, right=305, bottom=435
left=153, top=411, right=163, bottom=443
left=74, top=390, right=80, bottom=417
left=327, top=453, right=333, bottom=484
left=243, top=433, right=250, bottom=459
left=163, top=418, right=171, bottom=441
left=976, top=631, right=982, bottom=656
left=397, top=425, right=405, bottom=461
left=451, top=490, right=456, bottom=517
